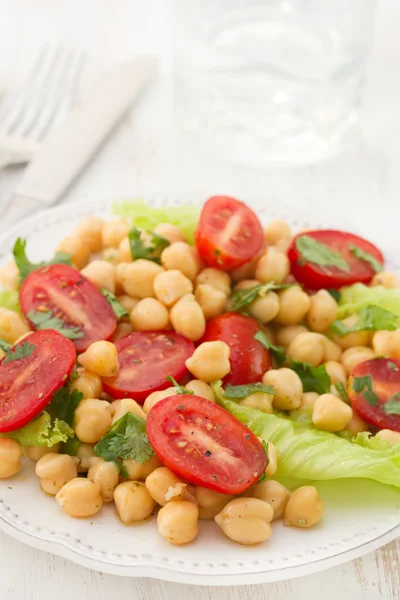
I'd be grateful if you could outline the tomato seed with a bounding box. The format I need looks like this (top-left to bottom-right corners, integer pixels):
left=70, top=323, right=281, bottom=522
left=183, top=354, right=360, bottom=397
left=205, top=422, right=213, bottom=431
left=177, top=441, right=187, bottom=448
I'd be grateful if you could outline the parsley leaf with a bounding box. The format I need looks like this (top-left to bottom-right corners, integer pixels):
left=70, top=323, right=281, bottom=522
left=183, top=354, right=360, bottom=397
left=224, top=383, right=275, bottom=399
left=335, top=382, right=350, bottom=405
left=101, top=289, right=128, bottom=321
left=326, top=289, right=341, bottom=302
left=383, top=393, right=400, bottom=415
left=128, top=227, right=170, bottom=264
left=166, top=376, right=193, bottom=395
left=13, top=238, right=72, bottom=283
left=0, top=339, right=12, bottom=353
left=254, top=330, right=286, bottom=367
left=230, top=282, right=292, bottom=313
left=331, top=305, right=397, bottom=337
left=3, top=341, right=36, bottom=363
left=352, top=375, right=379, bottom=406
left=258, top=441, right=269, bottom=483
left=94, top=413, right=154, bottom=477
left=27, top=310, right=84, bottom=340
left=349, top=245, right=383, bottom=274
left=49, top=387, right=83, bottom=426
left=289, top=361, right=331, bottom=394
left=296, top=235, right=349, bottom=272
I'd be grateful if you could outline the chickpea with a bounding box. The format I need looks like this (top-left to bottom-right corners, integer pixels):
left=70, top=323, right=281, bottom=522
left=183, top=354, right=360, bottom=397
left=321, top=337, right=342, bottom=362
left=114, top=481, right=155, bottom=523
left=118, top=236, right=132, bottom=263
left=0, top=309, right=30, bottom=344
left=170, top=294, right=206, bottom=341
left=81, top=260, right=116, bottom=294
left=249, top=292, right=280, bottom=324
left=87, top=457, right=119, bottom=502
left=123, top=455, right=162, bottom=481
left=373, top=330, right=400, bottom=359
left=341, top=346, right=375, bottom=375
left=263, top=368, right=303, bottom=410
left=194, top=487, right=231, bottom=520
left=145, top=467, right=183, bottom=506
left=78, top=341, right=119, bottom=377
left=185, top=380, right=216, bottom=402
left=306, top=290, right=338, bottom=333
left=23, top=444, right=61, bottom=461
left=240, top=392, right=273, bottom=413
left=284, top=486, right=324, bottom=528
left=195, top=268, right=231, bottom=296
left=0, top=438, right=21, bottom=479
left=215, top=498, right=273, bottom=545
left=324, top=361, right=347, bottom=386
left=76, top=443, right=96, bottom=472
left=129, top=298, right=169, bottom=331
left=344, top=412, right=369, bottom=435
left=35, top=453, right=79, bottom=494
left=254, top=248, right=290, bottom=284
left=275, top=287, right=311, bottom=325
left=264, top=442, right=278, bottom=476
left=312, top=393, right=353, bottom=432
left=74, top=399, right=113, bottom=444
left=300, top=392, right=319, bottom=410
left=118, top=259, right=164, bottom=299
left=287, top=332, right=325, bottom=367
left=153, top=222, right=186, bottom=244
left=264, top=219, right=292, bottom=246
left=230, top=260, right=256, bottom=283
left=245, top=480, right=291, bottom=520
left=157, top=500, right=198, bottom=545
left=333, top=316, right=370, bottom=350
left=102, top=219, right=130, bottom=248
left=161, top=242, right=201, bottom=281
left=371, top=271, right=400, bottom=289
left=154, top=270, right=193, bottom=307
left=70, top=368, right=103, bottom=400
left=376, top=429, right=400, bottom=445
left=117, top=294, right=139, bottom=315
left=143, top=388, right=177, bottom=414
left=111, top=322, right=133, bottom=341
left=185, top=341, right=230, bottom=382
left=112, top=398, right=146, bottom=424
left=275, top=325, right=309, bottom=347
left=76, top=215, right=104, bottom=252
left=195, top=284, right=227, bottom=320
left=102, top=247, right=120, bottom=265
left=56, top=235, right=90, bottom=269
left=56, top=478, right=103, bottom=517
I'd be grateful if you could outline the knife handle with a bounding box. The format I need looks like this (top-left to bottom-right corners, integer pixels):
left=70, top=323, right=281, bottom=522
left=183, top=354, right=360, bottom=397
left=1, top=195, right=39, bottom=232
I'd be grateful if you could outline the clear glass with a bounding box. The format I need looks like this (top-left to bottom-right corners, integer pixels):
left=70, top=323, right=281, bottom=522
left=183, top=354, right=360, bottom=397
left=172, top=0, right=377, bottom=167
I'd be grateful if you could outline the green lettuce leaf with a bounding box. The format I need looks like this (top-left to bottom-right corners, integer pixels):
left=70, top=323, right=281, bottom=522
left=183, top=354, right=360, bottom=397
left=1, top=411, right=74, bottom=447
left=0, top=290, right=20, bottom=314
left=113, top=199, right=200, bottom=244
left=338, top=284, right=400, bottom=322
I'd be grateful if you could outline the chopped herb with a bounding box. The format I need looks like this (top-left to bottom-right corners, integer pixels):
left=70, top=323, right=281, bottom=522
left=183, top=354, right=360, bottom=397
left=224, top=382, right=274, bottom=399
left=133, top=359, right=142, bottom=364
left=49, top=387, right=83, bottom=426
left=327, top=289, right=341, bottom=302
left=101, top=289, right=128, bottom=321
left=166, top=376, right=193, bottom=395
left=352, top=375, right=379, bottom=407
left=331, top=305, right=397, bottom=337
left=254, top=331, right=286, bottom=367
left=297, top=519, right=307, bottom=525
left=13, top=237, right=72, bottom=283
left=128, top=227, right=170, bottom=264
left=296, top=235, right=349, bottom=272
left=177, top=404, right=186, bottom=411
left=211, top=475, right=218, bottom=480
left=230, top=282, right=292, bottom=313
left=388, top=361, right=399, bottom=372
left=349, top=245, right=383, bottom=274
left=290, top=361, right=331, bottom=394
left=244, top=434, right=251, bottom=440
left=27, top=310, right=84, bottom=340
left=335, top=382, right=350, bottom=405
left=0, top=339, right=12, bottom=353
left=383, top=393, right=400, bottom=415
left=204, top=450, right=212, bottom=457
left=3, top=341, right=36, bottom=363
left=214, top=249, right=221, bottom=256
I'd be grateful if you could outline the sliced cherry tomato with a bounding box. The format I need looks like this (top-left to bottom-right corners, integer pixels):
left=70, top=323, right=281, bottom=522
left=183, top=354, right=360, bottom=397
left=348, top=358, right=400, bottom=431
left=19, top=264, right=117, bottom=352
left=103, top=331, right=195, bottom=402
left=288, top=230, right=384, bottom=290
left=201, top=313, right=271, bottom=385
left=146, top=394, right=267, bottom=493
left=0, top=330, right=76, bottom=433
left=195, top=196, right=265, bottom=270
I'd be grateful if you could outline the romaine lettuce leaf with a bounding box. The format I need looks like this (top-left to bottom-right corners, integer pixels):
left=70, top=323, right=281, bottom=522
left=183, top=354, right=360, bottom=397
left=0, top=290, right=20, bottom=314
left=112, top=199, right=200, bottom=244
left=338, top=284, right=400, bottom=322
left=1, top=411, right=74, bottom=447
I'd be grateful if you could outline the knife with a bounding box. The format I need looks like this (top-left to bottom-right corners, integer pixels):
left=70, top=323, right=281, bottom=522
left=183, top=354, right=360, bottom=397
left=1, top=55, right=157, bottom=230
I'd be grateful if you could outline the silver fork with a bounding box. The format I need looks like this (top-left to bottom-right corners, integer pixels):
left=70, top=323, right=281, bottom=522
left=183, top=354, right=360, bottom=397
left=0, top=44, right=86, bottom=170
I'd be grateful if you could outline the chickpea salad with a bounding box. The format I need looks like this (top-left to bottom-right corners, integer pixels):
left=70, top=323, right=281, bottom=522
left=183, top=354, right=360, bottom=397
left=0, top=195, right=400, bottom=546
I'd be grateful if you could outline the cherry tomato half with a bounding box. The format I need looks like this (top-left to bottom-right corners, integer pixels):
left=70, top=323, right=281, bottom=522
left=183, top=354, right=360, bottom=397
left=201, top=313, right=271, bottom=385
left=146, top=394, right=267, bottom=494
left=288, top=230, right=384, bottom=290
left=103, top=331, right=195, bottom=402
left=195, top=196, right=265, bottom=270
left=20, top=264, right=117, bottom=352
left=348, top=358, right=400, bottom=431
left=0, top=330, right=76, bottom=433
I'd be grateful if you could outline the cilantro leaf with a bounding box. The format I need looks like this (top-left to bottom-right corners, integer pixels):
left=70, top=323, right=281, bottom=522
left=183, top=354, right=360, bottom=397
left=27, top=310, right=84, bottom=340
left=331, top=305, right=397, bottom=337
left=3, top=341, right=36, bottom=363
left=327, top=288, right=341, bottom=302
left=258, top=440, right=269, bottom=482
left=166, top=376, right=193, bottom=395
left=0, top=339, right=12, bottom=353
left=94, top=413, right=154, bottom=476
left=335, top=382, right=350, bottom=405
left=349, top=245, right=383, bottom=274
left=128, top=227, right=170, bottom=264
left=224, top=383, right=275, bottom=399
left=254, top=330, right=286, bottom=366
left=383, top=393, right=400, bottom=415
left=352, top=375, right=379, bottom=406
left=296, top=235, right=349, bottom=272
left=289, top=361, right=331, bottom=394
left=13, top=238, right=72, bottom=284
left=230, top=282, right=292, bottom=313
left=49, top=387, right=83, bottom=426
left=63, top=436, right=80, bottom=456
left=101, top=289, right=128, bottom=321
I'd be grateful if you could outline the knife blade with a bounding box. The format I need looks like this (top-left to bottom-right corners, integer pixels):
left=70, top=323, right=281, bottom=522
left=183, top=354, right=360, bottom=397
left=1, top=55, right=157, bottom=230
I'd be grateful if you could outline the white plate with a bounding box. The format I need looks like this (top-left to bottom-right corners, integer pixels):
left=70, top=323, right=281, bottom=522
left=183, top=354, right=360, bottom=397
left=0, top=193, right=399, bottom=586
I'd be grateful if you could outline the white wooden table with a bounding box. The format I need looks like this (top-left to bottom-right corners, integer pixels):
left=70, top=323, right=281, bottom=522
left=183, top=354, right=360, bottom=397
left=0, top=1, right=400, bottom=598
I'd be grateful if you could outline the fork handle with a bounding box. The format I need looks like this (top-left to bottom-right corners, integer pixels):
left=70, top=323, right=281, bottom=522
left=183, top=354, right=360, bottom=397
left=1, top=195, right=39, bottom=231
